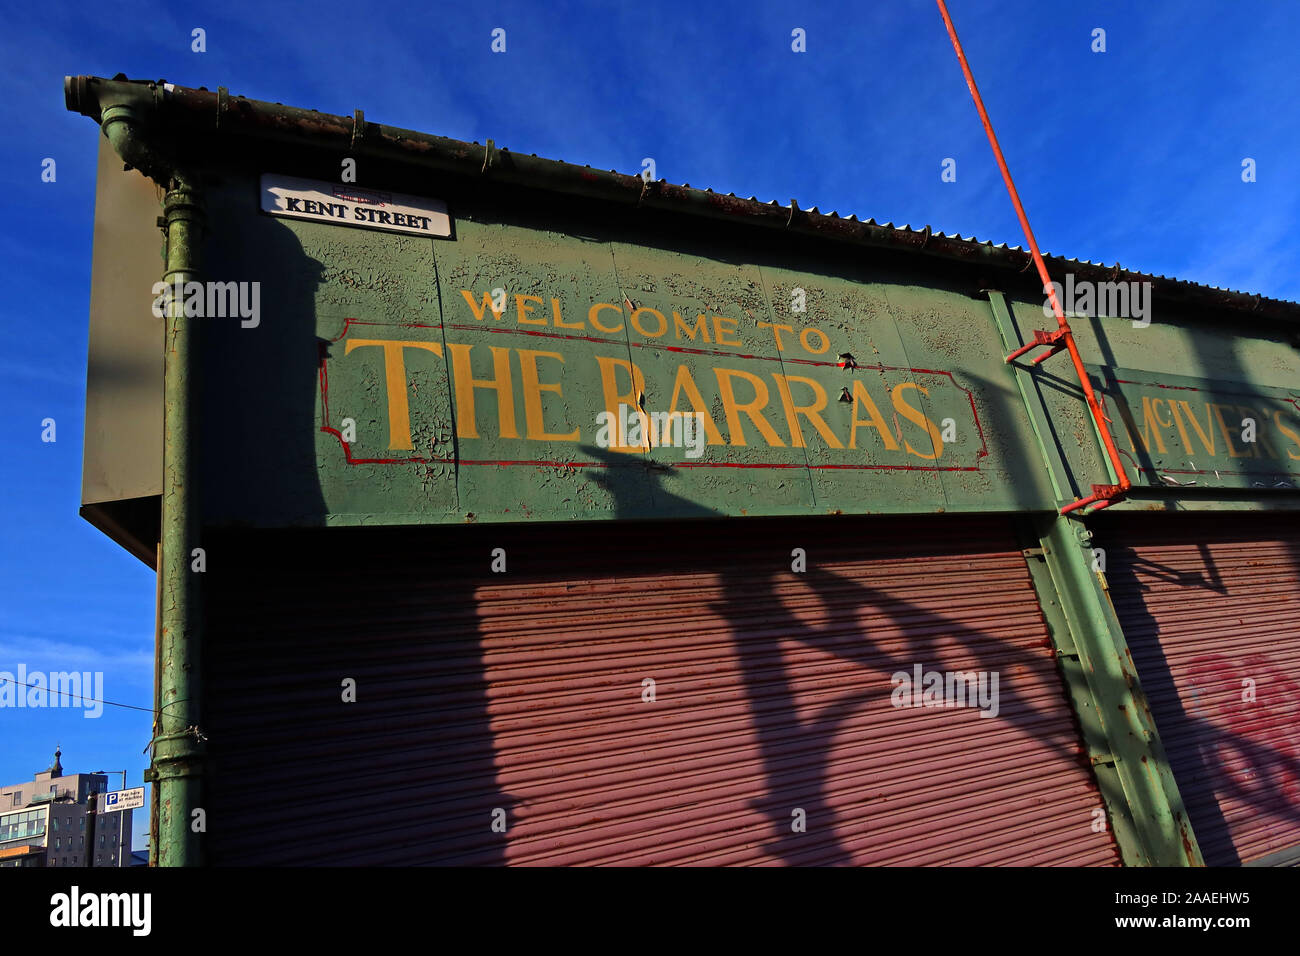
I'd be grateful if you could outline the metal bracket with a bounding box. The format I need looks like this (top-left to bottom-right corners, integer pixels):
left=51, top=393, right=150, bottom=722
left=1061, top=483, right=1126, bottom=516
left=637, top=176, right=661, bottom=207
left=216, top=86, right=227, bottom=129
left=785, top=199, right=799, bottom=228
left=1006, top=327, right=1068, bottom=366
left=351, top=108, right=365, bottom=151
left=481, top=138, right=495, bottom=174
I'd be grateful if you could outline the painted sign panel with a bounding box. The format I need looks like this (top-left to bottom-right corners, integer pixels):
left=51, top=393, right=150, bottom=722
left=1091, top=365, right=1300, bottom=490
left=323, top=305, right=985, bottom=471
left=260, top=174, right=451, bottom=237
left=199, top=188, right=1056, bottom=527
left=315, top=282, right=1001, bottom=523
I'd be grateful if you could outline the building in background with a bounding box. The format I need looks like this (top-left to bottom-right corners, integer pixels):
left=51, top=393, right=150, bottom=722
left=63, top=74, right=1300, bottom=868
left=0, top=749, right=132, bottom=867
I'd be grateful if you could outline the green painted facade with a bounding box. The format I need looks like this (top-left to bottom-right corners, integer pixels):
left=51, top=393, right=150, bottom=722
left=66, top=75, right=1300, bottom=867
left=196, top=167, right=1300, bottom=528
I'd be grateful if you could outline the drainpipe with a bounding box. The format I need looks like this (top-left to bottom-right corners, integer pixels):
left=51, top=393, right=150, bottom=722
left=65, top=76, right=206, bottom=866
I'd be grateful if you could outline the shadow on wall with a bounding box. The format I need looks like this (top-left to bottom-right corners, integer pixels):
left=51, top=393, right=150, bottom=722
left=1090, top=302, right=1300, bottom=865
left=1098, top=519, right=1300, bottom=867
left=197, top=209, right=518, bottom=864
left=201, top=521, right=518, bottom=866
left=198, top=211, right=330, bottom=526
left=579, top=446, right=1114, bottom=866
left=198, top=251, right=1114, bottom=863
left=203, top=464, right=1116, bottom=864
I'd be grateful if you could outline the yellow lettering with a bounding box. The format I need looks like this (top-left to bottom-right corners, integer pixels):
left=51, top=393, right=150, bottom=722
left=1274, top=409, right=1300, bottom=461
left=517, top=349, right=578, bottom=441
left=847, top=380, right=900, bottom=451
left=757, top=322, right=794, bottom=351
left=630, top=307, right=667, bottom=338
left=772, top=375, right=843, bottom=449
left=1178, top=401, right=1217, bottom=456
left=594, top=355, right=647, bottom=453
left=1133, top=397, right=1170, bottom=454
left=712, top=316, right=742, bottom=348
left=714, top=368, right=783, bottom=447
left=460, top=289, right=505, bottom=321
left=799, top=328, right=830, bottom=354
left=515, top=294, right=546, bottom=326
left=666, top=365, right=725, bottom=445
left=446, top=343, right=518, bottom=440
left=589, top=303, right=625, bottom=335
left=891, top=383, right=943, bottom=460
left=1167, top=399, right=1195, bottom=454
left=343, top=338, right=443, bottom=450
left=673, top=312, right=711, bottom=343
left=1239, top=405, right=1279, bottom=459
left=552, top=297, right=583, bottom=330
left=1208, top=403, right=1245, bottom=458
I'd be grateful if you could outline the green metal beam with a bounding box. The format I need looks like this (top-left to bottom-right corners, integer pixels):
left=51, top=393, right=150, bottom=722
left=983, top=290, right=1075, bottom=507
left=1013, top=520, right=1143, bottom=864
left=988, top=291, right=1203, bottom=866
left=1035, top=516, right=1202, bottom=865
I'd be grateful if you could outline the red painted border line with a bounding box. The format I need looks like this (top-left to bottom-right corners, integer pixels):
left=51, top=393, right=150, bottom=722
left=319, top=317, right=990, bottom=469
left=1135, top=465, right=1297, bottom=480
left=315, top=428, right=981, bottom=472
left=1113, top=376, right=1300, bottom=406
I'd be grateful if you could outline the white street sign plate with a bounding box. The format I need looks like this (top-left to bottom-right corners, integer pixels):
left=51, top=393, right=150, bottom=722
left=260, top=174, right=451, bottom=238
left=100, top=787, right=145, bottom=813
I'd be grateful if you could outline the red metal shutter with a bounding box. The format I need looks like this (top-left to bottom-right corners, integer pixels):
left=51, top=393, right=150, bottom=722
left=203, top=515, right=1116, bottom=866
left=1098, top=514, right=1300, bottom=866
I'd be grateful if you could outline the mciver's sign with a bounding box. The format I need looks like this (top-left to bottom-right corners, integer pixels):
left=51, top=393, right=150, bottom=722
left=1093, top=367, right=1300, bottom=490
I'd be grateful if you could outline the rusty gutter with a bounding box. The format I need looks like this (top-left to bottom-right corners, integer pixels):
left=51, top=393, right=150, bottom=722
left=64, top=74, right=1300, bottom=327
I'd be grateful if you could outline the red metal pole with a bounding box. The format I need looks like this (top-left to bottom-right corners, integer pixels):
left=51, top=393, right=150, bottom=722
left=934, top=0, right=1132, bottom=511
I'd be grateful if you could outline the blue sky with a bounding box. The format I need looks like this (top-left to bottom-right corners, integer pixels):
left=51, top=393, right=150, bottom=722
left=1, top=0, right=1297, bottom=854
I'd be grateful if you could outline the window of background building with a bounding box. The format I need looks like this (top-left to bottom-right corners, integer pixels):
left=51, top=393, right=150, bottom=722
left=9, top=793, right=18, bottom=807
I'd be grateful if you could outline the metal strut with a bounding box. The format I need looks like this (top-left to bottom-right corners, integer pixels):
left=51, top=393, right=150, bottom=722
left=935, top=0, right=1132, bottom=516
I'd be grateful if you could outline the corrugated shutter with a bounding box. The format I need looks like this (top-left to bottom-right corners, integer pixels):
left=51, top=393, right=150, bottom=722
left=1098, top=513, right=1300, bottom=866
left=203, top=514, right=1116, bottom=866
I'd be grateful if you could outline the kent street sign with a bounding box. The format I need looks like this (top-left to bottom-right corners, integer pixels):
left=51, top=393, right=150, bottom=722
left=260, top=174, right=452, bottom=237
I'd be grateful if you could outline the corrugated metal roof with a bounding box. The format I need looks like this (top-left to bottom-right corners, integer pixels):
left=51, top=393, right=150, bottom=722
left=469, top=138, right=1293, bottom=310
left=65, top=75, right=1300, bottom=323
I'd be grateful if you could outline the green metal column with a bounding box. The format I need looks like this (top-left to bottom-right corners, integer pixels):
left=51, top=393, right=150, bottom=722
left=987, top=290, right=1202, bottom=866
left=153, top=175, right=206, bottom=867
